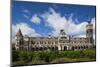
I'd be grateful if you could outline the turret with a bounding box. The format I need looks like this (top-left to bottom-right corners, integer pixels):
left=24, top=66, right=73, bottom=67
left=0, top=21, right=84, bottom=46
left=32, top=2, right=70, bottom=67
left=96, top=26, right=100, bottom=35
left=15, top=29, right=23, bottom=50
left=86, top=20, right=93, bottom=44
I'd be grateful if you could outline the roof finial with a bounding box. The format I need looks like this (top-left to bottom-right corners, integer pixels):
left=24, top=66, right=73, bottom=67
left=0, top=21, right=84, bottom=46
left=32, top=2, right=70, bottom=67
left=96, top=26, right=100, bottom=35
left=60, top=29, right=66, bottom=35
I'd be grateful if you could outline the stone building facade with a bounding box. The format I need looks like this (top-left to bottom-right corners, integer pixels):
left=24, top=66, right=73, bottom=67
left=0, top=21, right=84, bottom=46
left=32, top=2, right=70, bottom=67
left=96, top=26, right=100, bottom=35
left=14, top=22, right=94, bottom=51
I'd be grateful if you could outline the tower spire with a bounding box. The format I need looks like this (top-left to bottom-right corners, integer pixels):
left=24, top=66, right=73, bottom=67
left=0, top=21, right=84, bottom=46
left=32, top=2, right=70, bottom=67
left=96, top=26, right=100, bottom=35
left=16, top=28, right=23, bottom=36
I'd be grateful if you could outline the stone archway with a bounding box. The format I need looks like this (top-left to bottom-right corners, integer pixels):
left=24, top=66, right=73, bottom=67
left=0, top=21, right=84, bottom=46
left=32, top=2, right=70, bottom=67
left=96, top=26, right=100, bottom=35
left=78, top=46, right=81, bottom=49
left=64, top=46, right=67, bottom=50
left=75, top=46, right=77, bottom=49
left=51, top=46, right=55, bottom=51
left=48, top=46, right=51, bottom=50
left=71, top=46, right=74, bottom=50
left=86, top=46, right=88, bottom=49
left=83, top=46, right=86, bottom=49
left=40, top=47, right=43, bottom=51
left=81, top=46, right=83, bottom=49
left=35, top=47, right=39, bottom=51
left=44, top=47, right=47, bottom=50
left=55, top=46, right=58, bottom=51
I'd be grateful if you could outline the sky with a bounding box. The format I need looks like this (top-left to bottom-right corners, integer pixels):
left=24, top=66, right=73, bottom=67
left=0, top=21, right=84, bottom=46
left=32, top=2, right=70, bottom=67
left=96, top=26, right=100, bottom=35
left=12, top=1, right=96, bottom=42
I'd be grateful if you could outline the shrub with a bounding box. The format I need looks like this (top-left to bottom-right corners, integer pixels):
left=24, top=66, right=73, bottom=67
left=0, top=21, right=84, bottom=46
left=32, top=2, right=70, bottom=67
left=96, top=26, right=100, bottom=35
left=39, top=51, right=57, bottom=62
left=12, top=50, right=19, bottom=62
left=12, top=49, right=96, bottom=65
left=83, top=49, right=96, bottom=59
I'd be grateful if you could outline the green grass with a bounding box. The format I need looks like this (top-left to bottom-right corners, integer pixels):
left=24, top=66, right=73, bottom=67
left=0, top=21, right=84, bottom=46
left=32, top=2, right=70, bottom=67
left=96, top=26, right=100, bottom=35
left=12, top=49, right=96, bottom=66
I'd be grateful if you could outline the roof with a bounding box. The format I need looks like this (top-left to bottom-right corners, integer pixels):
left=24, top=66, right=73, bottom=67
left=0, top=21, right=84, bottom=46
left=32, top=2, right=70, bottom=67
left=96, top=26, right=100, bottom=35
left=16, top=29, right=23, bottom=36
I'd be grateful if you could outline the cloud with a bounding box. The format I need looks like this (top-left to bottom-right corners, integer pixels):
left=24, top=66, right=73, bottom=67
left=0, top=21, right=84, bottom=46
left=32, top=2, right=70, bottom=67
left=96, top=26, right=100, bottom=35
left=73, top=18, right=96, bottom=39
left=23, top=14, right=29, bottom=19
left=12, top=23, right=41, bottom=43
left=23, top=9, right=31, bottom=19
left=41, top=8, right=95, bottom=38
left=23, top=9, right=30, bottom=13
left=41, top=8, right=68, bottom=36
left=30, top=14, right=41, bottom=24
left=12, top=8, right=96, bottom=43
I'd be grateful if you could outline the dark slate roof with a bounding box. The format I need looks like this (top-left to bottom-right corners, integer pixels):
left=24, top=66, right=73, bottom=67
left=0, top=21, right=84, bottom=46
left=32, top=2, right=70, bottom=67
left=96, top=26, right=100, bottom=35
left=16, top=29, right=23, bottom=36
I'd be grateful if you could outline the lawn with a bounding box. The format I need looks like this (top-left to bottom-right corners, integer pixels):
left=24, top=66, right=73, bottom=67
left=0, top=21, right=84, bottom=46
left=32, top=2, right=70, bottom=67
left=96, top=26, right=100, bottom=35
left=12, top=49, right=96, bottom=66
